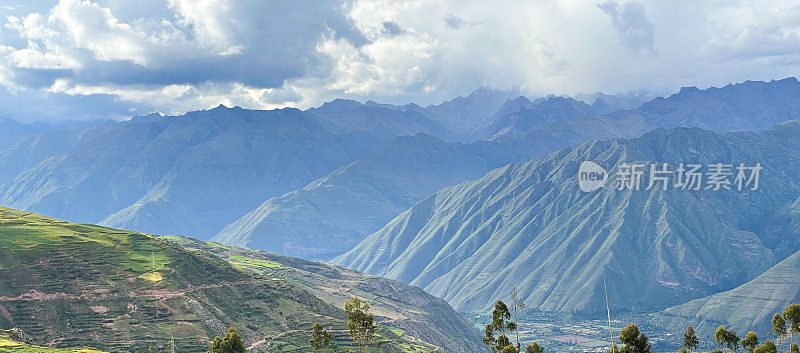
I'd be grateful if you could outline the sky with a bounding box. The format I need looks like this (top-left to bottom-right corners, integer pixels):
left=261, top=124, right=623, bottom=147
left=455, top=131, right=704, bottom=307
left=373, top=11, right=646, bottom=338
left=0, top=0, right=799, bottom=122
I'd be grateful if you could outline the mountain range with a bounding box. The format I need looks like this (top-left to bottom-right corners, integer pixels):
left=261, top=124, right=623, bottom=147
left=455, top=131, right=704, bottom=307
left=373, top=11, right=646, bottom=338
left=2, top=77, right=800, bottom=350
left=0, top=106, right=386, bottom=239
left=214, top=78, right=800, bottom=262
left=212, top=133, right=491, bottom=259
left=466, top=96, right=596, bottom=141
left=3, top=78, right=800, bottom=265
left=333, top=121, right=800, bottom=315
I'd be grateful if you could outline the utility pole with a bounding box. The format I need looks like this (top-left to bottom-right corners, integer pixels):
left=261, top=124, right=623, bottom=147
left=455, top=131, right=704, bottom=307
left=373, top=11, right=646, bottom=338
left=604, top=277, right=614, bottom=350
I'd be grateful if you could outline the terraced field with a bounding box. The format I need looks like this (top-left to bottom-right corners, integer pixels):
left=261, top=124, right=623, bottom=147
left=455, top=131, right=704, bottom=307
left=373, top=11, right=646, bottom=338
left=0, top=207, right=460, bottom=352
left=167, top=236, right=487, bottom=353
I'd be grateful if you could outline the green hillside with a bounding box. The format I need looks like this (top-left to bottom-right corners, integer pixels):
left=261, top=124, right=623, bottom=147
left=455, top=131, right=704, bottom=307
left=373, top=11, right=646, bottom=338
left=167, top=236, right=486, bottom=353
left=0, top=330, right=106, bottom=353
left=0, top=207, right=478, bottom=352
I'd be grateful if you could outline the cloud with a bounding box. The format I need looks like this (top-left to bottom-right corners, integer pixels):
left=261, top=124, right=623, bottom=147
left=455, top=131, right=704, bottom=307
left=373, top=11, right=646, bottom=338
left=1, top=0, right=800, bottom=122
left=381, top=21, right=406, bottom=36
left=444, top=14, right=465, bottom=29
left=1, top=0, right=363, bottom=92
left=597, top=1, right=656, bottom=53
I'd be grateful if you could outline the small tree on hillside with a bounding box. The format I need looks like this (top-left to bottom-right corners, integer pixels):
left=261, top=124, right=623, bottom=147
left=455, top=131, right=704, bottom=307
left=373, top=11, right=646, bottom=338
left=344, top=297, right=376, bottom=353
left=208, top=327, right=246, bottom=353
left=619, top=324, right=651, bottom=353
left=502, top=346, right=518, bottom=353
left=483, top=300, right=517, bottom=352
left=683, top=326, right=699, bottom=353
left=742, top=332, right=760, bottom=353
left=774, top=313, right=788, bottom=353
left=754, top=341, right=778, bottom=353
left=716, top=326, right=740, bottom=353
left=526, top=342, right=544, bottom=353
left=309, top=321, right=333, bottom=352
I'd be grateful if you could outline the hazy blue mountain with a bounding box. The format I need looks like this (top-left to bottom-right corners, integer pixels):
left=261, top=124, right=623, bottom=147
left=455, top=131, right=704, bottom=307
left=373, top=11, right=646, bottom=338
left=0, top=117, right=37, bottom=150
left=0, top=123, right=119, bottom=186
left=333, top=121, right=800, bottom=314
left=652, top=248, right=800, bottom=339
left=309, top=99, right=456, bottom=141
left=637, top=78, right=800, bottom=131
left=212, top=79, right=800, bottom=261
left=463, top=110, right=656, bottom=167
left=414, top=87, right=516, bottom=136
left=573, top=92, right=651, bottom=113
left=466, top=96, right=595, bottom=141
left=485, top=96, right=539, bottom=122
left=211, top=110, right=652, bottom=261
left=0, top=106, right=382, bottom=239
left=212, top=133, right=490, bottom=260
left=465, top=78, right=800, bottom=166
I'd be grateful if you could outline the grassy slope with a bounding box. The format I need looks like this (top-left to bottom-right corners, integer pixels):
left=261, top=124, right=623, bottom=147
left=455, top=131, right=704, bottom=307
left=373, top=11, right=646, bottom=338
left=0, top=207, right=436, bottom=353
left=0, top=330, right=105, bottom=353
left=166, top=236, right=487, bottom=353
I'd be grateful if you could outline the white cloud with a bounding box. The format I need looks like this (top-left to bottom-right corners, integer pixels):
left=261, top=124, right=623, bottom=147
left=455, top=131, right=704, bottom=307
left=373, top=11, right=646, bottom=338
left=1, top=0, right=800, bottom=122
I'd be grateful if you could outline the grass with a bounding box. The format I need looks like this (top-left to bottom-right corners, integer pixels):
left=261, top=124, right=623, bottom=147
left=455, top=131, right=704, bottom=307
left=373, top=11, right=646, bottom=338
left=228, top=255, right=283, bottom=270
left=0, top=337, right=106, bottom=353
left=137, top=271, right=163, bottom=282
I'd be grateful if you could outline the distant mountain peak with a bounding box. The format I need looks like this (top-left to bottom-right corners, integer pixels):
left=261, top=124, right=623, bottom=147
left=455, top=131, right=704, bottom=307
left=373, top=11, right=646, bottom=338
left=677, top=86, right=700, bottom=94
left=317, top=98, right=365, bottom=113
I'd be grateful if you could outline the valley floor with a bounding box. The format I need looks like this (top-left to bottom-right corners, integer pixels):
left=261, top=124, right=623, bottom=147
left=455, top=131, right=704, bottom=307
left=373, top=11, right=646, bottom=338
left=463, top=311, right=688, bottom=353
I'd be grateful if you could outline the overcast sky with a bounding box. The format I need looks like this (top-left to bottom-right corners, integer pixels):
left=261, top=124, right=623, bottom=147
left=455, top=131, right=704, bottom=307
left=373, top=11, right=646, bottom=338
left=0, top=0, right=799, bottom=122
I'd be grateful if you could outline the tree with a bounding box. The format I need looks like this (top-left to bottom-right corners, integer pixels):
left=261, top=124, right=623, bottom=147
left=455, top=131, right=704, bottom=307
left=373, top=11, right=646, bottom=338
left=791, top=344, right=799, bottom=353
left=683, top=326, right=699, bottom=353
left=619, top=325, right=651, bottom=353
left=526, top=342, right=544, bottom=353
left=786, top=304, right=800, bottom=349
left=742, top=332, right=759, bottom=353
left=501, top=345, right=518, bottom=353
left=344, top=297, right=376, bottom=353
left=483, top=301, right=517, bottom=353
left=717, top=327, right=740, bottom=353
left=754, top=341, right=778, bottom=353
left=309, top=321, right=333, bottom=352
left=775, top=314, right=788, bottom=353
left=208, top=327, right=246, bottom=353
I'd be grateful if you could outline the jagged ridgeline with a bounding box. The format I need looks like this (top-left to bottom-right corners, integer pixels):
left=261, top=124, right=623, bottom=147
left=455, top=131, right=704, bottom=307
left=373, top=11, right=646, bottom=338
left=0, top=208, right=484, bottom=353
